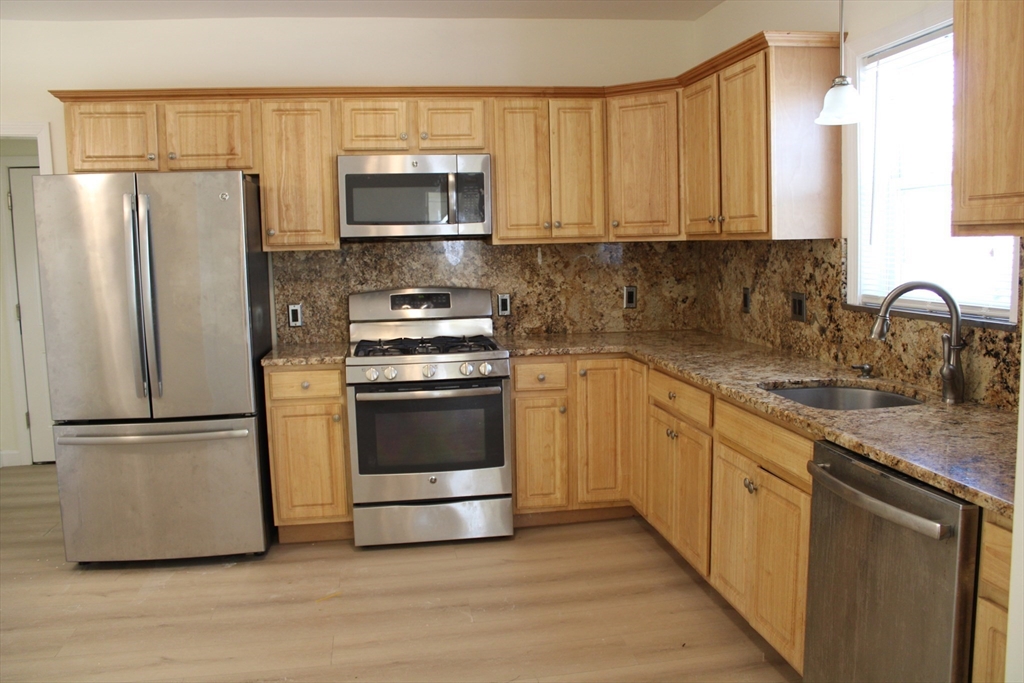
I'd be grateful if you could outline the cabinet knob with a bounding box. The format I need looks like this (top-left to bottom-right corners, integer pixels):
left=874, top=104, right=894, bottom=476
left=301, top=381, right=310, bottom=389
left=543, top=221, right=552, bottom=229
left=332, top=414, right=340, bottom=422
left=707, top=215, right=715, bottom=223
left=743, top=477, right=758, bottom=494
left=168, top=152, right=177, bottom=160
left=420, top=132, right=429, bottom=140
left=559, top=405, right=567, bottom=414
left=399, top=132, right=408, bottom=140
left=666, top=427, right=672, bottom=437
left=537, top=373, right=546, bottom=382
left=668, top=391, right=676, bottom=400
left=147, top=153, right=156, bottom=161
left=579, top=369, right=587, bottom=377
left=554, top=221, right=562, bottom=228
left=718, top=215, right=726, bottom=223
left=611, top=220, right=620, bottom=228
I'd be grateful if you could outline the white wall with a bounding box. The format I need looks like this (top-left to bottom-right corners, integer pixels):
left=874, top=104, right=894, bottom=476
left=0, top=16, right=696, bottom=173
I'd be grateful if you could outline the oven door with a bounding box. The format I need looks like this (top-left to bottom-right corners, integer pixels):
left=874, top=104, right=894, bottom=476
left=348, top=377, right=511, bottom=504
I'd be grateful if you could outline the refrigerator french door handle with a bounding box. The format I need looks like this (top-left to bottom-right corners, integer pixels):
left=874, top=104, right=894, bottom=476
left=447, top=172, right=458, bottom=226
left=123, top=193, right=149, bottom=398
left=138, top=194, right=163, bottom=397
left=57, top=429, right=250, bottom=446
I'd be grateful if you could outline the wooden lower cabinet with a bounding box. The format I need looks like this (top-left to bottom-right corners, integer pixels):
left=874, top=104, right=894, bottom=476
left=973, top=597, right=1008, bottom=683
left=575, top=358, right=628, bottom=504
left=514, top=394, right=570, bottom=510
left=264, top=366, right=350, bottom=527
left=624, top=360, right=648, bottom=515
left=645, top=406, right=678, bottom=539
left=710, top=442, right=758, bottom=609
left=973, top=512, right=1012, bottom=683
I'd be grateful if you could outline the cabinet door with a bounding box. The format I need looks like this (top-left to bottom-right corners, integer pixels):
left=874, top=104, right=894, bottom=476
left=492, top=99, right=552, bottom=242
left=972, top=597, right=1008, bottom=683
left=672, top=421, right=712, bottom=577
left=645, top=406, right=677, bottom=539
left=625, top=360, right=648, bottom=515
left=417, top=99, right=486, bottom=150
left=550, top=99, right=606, bottom=239
left=162, top=100, right=255, bottom=170
left=719, top=52, right=769, bottom=235
left=337, top=99, right=411, bottom=151
left=710, top=442, right=758, bottom=614
left=952, top=0, right=1024, bottom=234
left=66, top=102, right=160, bottom=172
left=260, top=100, right=337, bottom=250
left=750, top=466, right=811, bottom=672
left=607, top=92, right=680, bottom=239
left=514, top=395, right=569, bottom=510
left=680, top=77, right=722, bottom=236
left=267, top=402, right=349, bottom=524
left=575, top=359, right=627, bottom=504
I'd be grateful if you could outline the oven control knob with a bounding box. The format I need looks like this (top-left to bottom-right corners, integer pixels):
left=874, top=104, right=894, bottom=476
left=479, top=362, right=493, bottom=376
left=460, top=362, right=475, bottom=376
left=422, top=364, right=437, bottom=378
left=383, top=366, right=398, bottom=380
left=365, top=368, right=380, bottom=381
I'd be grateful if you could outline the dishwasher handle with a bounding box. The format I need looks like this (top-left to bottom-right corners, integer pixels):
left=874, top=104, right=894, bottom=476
left=807, top=461, right=952, bottom=540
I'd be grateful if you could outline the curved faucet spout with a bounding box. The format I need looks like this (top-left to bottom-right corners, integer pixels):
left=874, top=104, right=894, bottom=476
left=868, top=281, right=965, bottom=404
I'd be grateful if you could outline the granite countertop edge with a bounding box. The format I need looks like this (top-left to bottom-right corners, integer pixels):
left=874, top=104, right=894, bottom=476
left=262, top=331, right=1016, bottom=519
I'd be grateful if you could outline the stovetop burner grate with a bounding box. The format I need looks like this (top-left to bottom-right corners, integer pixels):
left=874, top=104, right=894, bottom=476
left=353, top=335, right=500, bottom=358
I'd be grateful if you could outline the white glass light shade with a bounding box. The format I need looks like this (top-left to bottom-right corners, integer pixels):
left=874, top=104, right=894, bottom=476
left=815, top=77, right=860, bottom=125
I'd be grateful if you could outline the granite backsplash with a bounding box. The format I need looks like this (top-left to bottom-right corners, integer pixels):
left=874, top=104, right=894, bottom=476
left=272, top=238, right=1021, bottom=409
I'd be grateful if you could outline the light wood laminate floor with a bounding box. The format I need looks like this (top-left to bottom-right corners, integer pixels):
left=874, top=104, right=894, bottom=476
left=0, top=464, right=799, bottom=682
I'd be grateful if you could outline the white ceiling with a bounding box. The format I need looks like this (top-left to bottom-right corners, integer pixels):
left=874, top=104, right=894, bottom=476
left=0, top=0, right=724, bottom=22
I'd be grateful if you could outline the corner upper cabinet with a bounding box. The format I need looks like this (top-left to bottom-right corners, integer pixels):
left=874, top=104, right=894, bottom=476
left=66, top=102, right=161, bottom=172
left=680, top=34, right=841, bottom=240
left=952, top=0, right=1024, bottom=235
left=606, top=91, right=680, bottom=240
left=492, top=98, right=606, bottom=243
left=260, top=99, right=338, bottom=250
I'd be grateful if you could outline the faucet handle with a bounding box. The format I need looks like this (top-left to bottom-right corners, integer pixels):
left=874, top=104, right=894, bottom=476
left=851, top=363, right=873, bottom=379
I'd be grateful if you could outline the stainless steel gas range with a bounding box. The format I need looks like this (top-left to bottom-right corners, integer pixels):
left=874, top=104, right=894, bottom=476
left=345, top=287, right=513, bottom=546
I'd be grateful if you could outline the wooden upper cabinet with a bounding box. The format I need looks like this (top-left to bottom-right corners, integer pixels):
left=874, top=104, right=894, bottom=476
left=607, top=91, right=680, bottom=240
left=719, top=52, right=768, bottom=236
left=260, top=100, right=338, bottom=250
left=161, top=100, right=255, bottom=171
left=952, top=0, right=1024, bottom=235
left=492, top=98, right=605, bottom=244
left=417, top=99, right=486, bottom=150
left=66, top=102, right=160, bottom=172
left=680, top=76, right=721, bottom=236
left=575, top=358, right=628, bottom=505
left=337, top=99, right=411, bottom=151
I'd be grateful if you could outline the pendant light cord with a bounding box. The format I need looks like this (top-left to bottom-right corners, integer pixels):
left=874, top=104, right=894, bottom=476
left=839, top=0, right=846, bottom=78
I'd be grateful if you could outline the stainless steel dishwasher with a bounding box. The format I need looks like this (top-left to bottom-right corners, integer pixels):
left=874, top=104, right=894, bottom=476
left=803, top=441, right=979, bottom=682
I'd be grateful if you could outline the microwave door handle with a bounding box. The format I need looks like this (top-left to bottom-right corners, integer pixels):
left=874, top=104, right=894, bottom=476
left=448, top=172, right=458, bottom=226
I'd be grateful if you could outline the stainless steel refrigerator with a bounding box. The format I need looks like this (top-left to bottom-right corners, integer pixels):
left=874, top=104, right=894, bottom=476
left=33, top=171, right=272, bottom=563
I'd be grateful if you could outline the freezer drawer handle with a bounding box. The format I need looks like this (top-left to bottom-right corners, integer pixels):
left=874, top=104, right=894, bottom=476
left=807, top=461, right=951, bottom=540
left=356, top=386, right=501, bottom=402
left=57, top=429, right=250, bottom=446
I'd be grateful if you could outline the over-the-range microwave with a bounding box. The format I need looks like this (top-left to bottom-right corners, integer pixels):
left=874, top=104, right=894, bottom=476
left=337, top=154, right=491, bottom=239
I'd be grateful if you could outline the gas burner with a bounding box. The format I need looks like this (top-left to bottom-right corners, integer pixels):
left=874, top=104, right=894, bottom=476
left=353, top=336, right=499, bottom=358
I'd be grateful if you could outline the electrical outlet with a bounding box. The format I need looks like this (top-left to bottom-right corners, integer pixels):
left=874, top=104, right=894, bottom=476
left=742, top=287, right=751, bottom=314
left=497, top=294, right=511, bottom=316
left=623, top=286, right=638, bottom=309
left=288, top=303, right=303, bottom=327
left=790, top=292, right=807, bottom=323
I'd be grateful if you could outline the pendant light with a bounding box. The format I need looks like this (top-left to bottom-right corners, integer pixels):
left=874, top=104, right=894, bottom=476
left=815, top=0, right=860, bottom=125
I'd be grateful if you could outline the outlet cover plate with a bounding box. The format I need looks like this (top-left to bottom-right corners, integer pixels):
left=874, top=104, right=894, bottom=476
left=623, top=286, right=638, bottom=309
left=790, top=292, right=807, bottom=323
left=288, top=303, right=303, bottom=327
left=497, top=294, right=511, bottom=316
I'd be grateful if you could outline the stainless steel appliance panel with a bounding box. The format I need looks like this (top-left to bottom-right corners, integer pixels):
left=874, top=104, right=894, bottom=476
left=456, top=154, right=491, bottom=236
left=54, top=417, right=267, bottom=562
left=33, top=173, right=152, bottom=422
left=353, top=497, right=513, bottom=546
left=803, top=441, right=978, bottom=682
left=136, top=172, right=258, bottom=419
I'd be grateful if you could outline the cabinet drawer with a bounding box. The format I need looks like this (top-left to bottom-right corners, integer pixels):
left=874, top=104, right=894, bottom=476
left=979, top=516, right=1013, bottom=607
left=649, top=370, right=712, bottom=429
left=514, top=362, right=568, bottom=391
left=267, top=369, right=343, bottom=401
left=716, top=401, right=813, bottom=487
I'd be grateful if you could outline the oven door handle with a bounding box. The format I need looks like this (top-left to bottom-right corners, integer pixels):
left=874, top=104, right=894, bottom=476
left=356, top=386, right=502, bottom=401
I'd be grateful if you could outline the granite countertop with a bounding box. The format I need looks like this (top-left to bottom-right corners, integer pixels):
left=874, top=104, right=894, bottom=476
left=262, top=330, right=1017, bottom=518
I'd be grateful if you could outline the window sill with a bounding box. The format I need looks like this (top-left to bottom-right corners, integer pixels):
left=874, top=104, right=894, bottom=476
left=841, top=302, right=1018, bottom=332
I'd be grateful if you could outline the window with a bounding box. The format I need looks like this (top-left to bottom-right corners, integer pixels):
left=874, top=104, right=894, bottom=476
left=849, top=23, right=1018, bottom=322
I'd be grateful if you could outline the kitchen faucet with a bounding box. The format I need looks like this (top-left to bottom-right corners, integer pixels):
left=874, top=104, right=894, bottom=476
left=869, top=281, right=965, bottom=404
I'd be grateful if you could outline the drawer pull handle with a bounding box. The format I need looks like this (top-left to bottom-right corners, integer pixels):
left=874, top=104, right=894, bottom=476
left=668, top=391, right=677, bottom=400
left=332, top=414, right=340, bottom=422
left=559, top=405, right=567, bottom=414
left=301, top=381, right=310, bottom=389
left=537, top=373, right=546, bottom=382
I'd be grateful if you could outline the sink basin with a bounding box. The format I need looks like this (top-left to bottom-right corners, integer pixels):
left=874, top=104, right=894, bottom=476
left=765, top=385, right=923, bottom=410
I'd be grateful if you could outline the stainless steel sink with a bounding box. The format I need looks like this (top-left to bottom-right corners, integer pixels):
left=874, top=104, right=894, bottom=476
left=765, top=385, right=923, bottom=410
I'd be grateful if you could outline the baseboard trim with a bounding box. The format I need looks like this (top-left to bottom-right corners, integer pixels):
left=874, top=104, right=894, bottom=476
left=514, top=506, right=636, bottom=528
left=277, top=522, right=354, bottom=544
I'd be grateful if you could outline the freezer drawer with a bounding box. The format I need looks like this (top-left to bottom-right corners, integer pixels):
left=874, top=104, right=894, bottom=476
left=54, top=418, right=267, bottom=562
